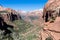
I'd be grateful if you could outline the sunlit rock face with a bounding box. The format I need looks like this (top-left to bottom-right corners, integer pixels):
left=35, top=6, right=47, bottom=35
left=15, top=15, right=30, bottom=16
left=43, top=0, right=60, bottom=22
left=0, top=6, right=22, bottom=35
left=42, top=0, right=60, bottom=40
left=0, top=7, right=21, bottom=22
left=0, top=6, right=14, bottom=35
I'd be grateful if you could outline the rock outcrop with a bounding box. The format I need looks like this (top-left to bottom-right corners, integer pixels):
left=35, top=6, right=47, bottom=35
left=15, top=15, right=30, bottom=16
left=43, top=0, right=60, bottom=22
left=0, top=7, right=21, bottom=22
left=0, top=6, right=22, bottom=35
left=42, top=0, right=60, bottom=40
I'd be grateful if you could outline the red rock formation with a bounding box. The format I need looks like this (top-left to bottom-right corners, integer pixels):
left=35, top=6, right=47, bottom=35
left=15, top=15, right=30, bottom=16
left=21, top=9, right=43, bottom=26
left=0, top=7, right=21, bottom=22
left=42, top=0, right=60, bottom=40
left=43, top=0, right=60, bottom=22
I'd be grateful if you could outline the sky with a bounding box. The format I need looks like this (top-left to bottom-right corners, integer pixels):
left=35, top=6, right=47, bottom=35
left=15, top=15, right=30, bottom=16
left=0, top=0, right=48, bottom=11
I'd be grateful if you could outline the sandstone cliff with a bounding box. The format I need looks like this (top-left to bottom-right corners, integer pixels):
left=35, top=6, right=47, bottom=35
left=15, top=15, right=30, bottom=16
left=0, top=7, right=22, bottom=22
left=43, top=0, right=60, bottom=22
left=42, top=0, right=60, bottom=40
left=0, top=6, right=22, bottom=35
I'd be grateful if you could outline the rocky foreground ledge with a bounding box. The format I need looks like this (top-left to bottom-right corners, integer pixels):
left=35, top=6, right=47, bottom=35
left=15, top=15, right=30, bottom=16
left=42, top=0, right=60, bottom=40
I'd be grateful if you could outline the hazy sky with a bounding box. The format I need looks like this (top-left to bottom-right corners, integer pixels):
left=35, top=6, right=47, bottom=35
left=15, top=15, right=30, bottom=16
left=0, top=0, right=48, bottom=11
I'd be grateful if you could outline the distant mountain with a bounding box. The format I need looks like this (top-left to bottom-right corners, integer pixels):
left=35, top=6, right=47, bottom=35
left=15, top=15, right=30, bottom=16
left=17, top=9, right=43, bottom=26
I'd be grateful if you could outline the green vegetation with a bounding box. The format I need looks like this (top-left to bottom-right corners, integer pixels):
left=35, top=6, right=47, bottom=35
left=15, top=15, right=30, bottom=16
left=50, top=14, right=56, bottom=23
left=45, top=37, right=53, bottom=40
left=13, top=20, right=40, bottom=40
left=28, top=16, right=39, bottom=20
left=0, top=20, right=41, bottom=40
left=13, top=20, right=33, bottom=33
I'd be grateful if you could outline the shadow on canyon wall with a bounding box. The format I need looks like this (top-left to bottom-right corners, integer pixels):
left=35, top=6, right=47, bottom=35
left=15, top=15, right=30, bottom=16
left=0, top=17, right=13, bottom=35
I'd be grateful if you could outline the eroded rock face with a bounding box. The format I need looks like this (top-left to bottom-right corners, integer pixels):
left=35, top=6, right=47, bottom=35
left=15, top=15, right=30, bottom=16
left=0, top=8, right=22, bottom=22
left=0, top=6, right=22, bottom=35
left=0, top=15, right=13, bottom=35
left=42, top=0, right=60, bottom=40
left=43, top=0, right=60, bottom=22
left=0, top=12, right=20, bottom=22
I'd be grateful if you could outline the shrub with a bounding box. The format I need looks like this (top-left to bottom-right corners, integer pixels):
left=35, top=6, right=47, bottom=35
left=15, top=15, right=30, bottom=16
left=45, top=37, right=53, bottom=40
